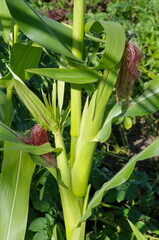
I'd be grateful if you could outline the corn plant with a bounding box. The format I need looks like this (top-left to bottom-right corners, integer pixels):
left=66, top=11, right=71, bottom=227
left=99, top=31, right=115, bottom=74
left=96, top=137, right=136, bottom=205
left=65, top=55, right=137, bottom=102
left=1, top=0, right=159, bottom=239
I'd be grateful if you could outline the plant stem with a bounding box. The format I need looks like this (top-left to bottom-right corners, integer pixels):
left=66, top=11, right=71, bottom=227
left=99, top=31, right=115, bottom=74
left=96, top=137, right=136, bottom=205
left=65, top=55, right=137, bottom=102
left=13, top=24, right=19, bottom=44
left=54, top=130, right=85, bottom=240
left=54, top=131, right=70, bottom=188
left=70, top=0, right=85, bottom=166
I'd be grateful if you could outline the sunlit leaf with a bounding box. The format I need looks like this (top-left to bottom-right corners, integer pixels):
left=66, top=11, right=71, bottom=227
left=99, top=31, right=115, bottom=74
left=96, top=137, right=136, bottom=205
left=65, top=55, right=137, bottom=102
left=5, top=0, right=81, bottom=61
left=0, top=0, right=12, bottom=43
left=85, top=20, right=126, bottom=69
left=0, top=120, right=22, bottom=143
left=127, top=220, right=146, bottom=240
left=79, top=138, right=159, bottom=223
left=7, top=67, right=58, bottom=132
left=96, top=76, right=159, bottom=143
left=0, top=143, right=35, bottom=240
left=0, top=142, right=59, bottom=155
left=27, top=68, right=102, bottom=84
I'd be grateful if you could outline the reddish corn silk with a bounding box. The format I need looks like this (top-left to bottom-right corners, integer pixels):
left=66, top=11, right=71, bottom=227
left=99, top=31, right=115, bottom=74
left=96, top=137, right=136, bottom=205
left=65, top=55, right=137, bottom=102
left=20, top=124, right=57, bottom=168
left=116, top=41, right=142, bottom=102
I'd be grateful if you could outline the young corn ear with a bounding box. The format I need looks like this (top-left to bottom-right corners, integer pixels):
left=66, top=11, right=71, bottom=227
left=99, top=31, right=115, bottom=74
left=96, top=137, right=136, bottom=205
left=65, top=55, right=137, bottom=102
left=20, top=124, right=57, bottom=168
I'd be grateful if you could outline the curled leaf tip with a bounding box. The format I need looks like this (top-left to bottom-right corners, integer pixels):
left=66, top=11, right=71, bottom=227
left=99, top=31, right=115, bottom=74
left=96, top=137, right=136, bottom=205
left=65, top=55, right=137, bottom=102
left=20, top=124, right=57, bottom=168
left=116, top=41, right=142, bottom=102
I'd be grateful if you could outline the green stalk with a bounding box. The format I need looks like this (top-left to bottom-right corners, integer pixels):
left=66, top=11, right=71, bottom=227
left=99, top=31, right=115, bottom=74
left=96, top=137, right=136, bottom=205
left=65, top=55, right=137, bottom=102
left=13, top=24, right=18, bottom=44
left=70, top=0, right=85, bottom=166
left=54, top=131, right=85, bottom=240
left=54, top=131, right=70, bottom=188
left=71, top=69, right=119, bottom=197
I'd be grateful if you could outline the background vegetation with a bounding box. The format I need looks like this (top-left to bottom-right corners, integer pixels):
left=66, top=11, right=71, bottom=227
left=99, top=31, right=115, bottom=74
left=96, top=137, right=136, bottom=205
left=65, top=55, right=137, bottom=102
left=0, top=0, right=159, bottom=239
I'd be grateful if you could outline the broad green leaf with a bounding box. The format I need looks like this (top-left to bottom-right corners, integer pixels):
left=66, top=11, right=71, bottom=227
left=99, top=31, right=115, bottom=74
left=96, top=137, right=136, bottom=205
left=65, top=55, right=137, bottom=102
left=27, top=68, right=102, bottom=84
left=0, top=43, right=42, bottom=88
left=8, top=67, right=58, bottom=132
left=0, top=143, right=35, bottom=240
left=0, top=142, right=59, bottom=155
left=11, top=43, right=42, bottom=81
left=79, top=138, right=159, bottom=223
left=0, top=0, right=12, bottom=43
left=97, top=76, right=159, bottom=143
left=85, top=21, right=126, bottom=69
left=124, top=75, right=159, bottom=116
left=0, top=120, right=22, bottom=143
left=127, top=220, right=146, bottom=240
left=5, top=0, right=80, bottom=61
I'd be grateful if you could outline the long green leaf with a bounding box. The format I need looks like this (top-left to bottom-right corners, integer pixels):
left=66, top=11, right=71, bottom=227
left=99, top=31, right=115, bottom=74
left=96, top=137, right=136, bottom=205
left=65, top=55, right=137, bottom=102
left=8, top=67, right=58, bottom=132
left=0, top=120, right=60, bottom=155
left=96, top=76, right=159, bottom=143
left=0, top=143, right=35, bottom=240
left=0, top=120, right=22, bottom=143
left=0, top=143, right=59, bottom=155
left=127, top=220, right=146, bottom=240
left=124, top=75, right=159, bottom=116
left=85, top=21, right=126, bottom=69
left=5, top=0, right=80, bottom=61
left=26, top=68, right=102, bottom=84
left=79, top=138, right=159, bottom=223
left=0, top=0, right=12, bottom=43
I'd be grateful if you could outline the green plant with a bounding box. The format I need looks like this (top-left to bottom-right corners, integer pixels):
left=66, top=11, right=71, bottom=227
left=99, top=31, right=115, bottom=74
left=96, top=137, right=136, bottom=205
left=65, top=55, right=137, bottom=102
left=1, top=0, right=159, bottom=240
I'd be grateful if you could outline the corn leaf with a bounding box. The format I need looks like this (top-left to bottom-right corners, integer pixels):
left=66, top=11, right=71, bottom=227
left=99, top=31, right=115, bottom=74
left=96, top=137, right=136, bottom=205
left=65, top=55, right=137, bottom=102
left=0, top=143, right=35, bottom=240
left=0, top=120, right=22, bottom=143
left=79, top=138, right=159, bottom=223
left=26, top=68, right=102, bottom=84
left=10, top=43, right=42, bottom=81
left=5, top=0, right=80, bottom=61
left=127, top=220, right=146, bottom=240
left=96, top=76, right=159, bottom=143
left=124, top=75, right=159, bottom=116
left=85, top=21, right=126, bottom=69
left=0, top=142, right=59, bottom=155
left=0, top=0, right=12, bottom=43
left=0, top=120, right=60, bottom=155
left=8, top=67, right=58, bottom=132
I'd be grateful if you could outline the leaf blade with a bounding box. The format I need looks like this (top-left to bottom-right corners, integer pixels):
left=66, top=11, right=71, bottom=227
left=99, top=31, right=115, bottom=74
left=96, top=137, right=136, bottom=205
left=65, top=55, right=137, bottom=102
left=79, top=138, right=159, bottom=223
left=127, top=220, right=146, bottom=240
left=0, top=144, right=35, bottom=240
left=5, top=0, right=80, bottom=61
left=27, top=68, right=102, bottom=84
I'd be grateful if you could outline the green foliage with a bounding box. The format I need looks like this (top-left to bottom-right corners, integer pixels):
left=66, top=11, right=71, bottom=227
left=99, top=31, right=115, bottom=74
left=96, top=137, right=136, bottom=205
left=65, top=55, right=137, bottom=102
left=0, top=0, right=159, bottom=240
